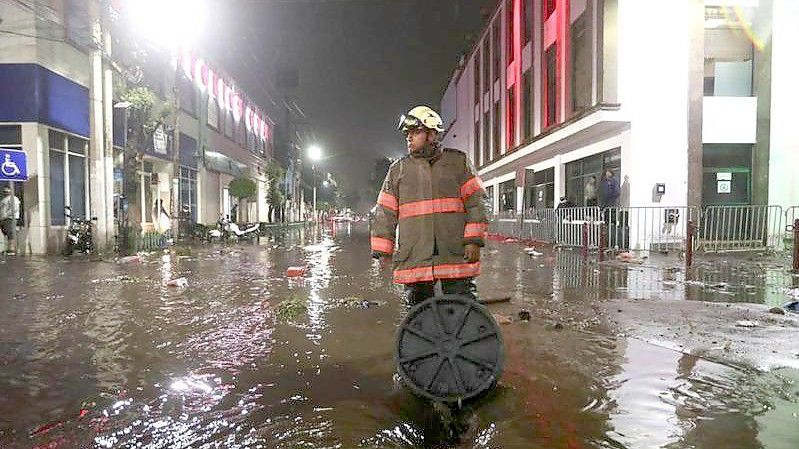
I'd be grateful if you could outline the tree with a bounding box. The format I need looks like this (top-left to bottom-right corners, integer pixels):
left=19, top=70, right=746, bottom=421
left=228, top=177, right=257, bottom=200
left=265, top=160, right=286, bottom=223
left=118, top=86, right=174, bottom=254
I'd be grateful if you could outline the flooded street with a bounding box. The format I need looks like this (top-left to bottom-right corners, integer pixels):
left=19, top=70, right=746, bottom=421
left=1, top=223, right=798, bottom=448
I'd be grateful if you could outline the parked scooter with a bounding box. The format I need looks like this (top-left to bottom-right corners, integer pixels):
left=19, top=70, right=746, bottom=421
left=63, top=206, right=96, bottom=256
left=208, top=215, right=260, bottom=242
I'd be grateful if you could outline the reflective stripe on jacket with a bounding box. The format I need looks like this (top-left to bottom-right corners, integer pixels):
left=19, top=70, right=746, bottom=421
left=370, top=147, right=488, bottom=284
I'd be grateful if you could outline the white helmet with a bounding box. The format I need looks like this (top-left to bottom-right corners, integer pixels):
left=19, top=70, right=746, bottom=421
left=397, top=105, right=445, bottom=133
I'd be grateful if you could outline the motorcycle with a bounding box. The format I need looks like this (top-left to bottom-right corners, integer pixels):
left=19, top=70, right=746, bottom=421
left=208, top=215, right=260, bottom=242
left=63, top=206, right=96, bottom=256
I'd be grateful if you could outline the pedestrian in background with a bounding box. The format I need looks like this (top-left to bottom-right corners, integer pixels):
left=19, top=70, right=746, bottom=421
left=0, top=185, right=21, bottom=255
left=585, top=176, right=598, bottom=207
left=599, top=170, right=620, bottom=208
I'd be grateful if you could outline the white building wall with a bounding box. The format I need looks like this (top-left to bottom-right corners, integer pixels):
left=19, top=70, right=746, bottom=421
left=768, top=0, right=799, bottom=211
left=616, top=0, right=690, bottom=208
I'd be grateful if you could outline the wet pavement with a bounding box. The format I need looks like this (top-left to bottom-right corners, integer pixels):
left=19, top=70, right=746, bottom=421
left=1, top=224, right=798, bottom=448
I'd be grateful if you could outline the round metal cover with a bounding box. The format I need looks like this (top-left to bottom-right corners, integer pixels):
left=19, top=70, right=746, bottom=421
left=395, top=294, right=504, bottom=403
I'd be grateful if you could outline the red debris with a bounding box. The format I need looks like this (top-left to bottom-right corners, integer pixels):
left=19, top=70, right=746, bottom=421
left=286, top=266, right=306, bottom=277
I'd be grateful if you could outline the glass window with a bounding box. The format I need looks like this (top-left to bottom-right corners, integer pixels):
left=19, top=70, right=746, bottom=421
left=506, top=1, right=514, bottom=63
left=523, top=0, right=533, bottom=45
left=49, top=130, right=65, bottom=150
left=522, top=70, right=532, bottom=141
left=507, top=87, right=515, bottom=150
left=0, top=125, right=22, bottom=145
left=179, top=167, right=198, bottom=223
left=483, top=111, right=490, bottom=164
left=178, top=75, right=197, bottom=116
left=68, top=135, right=86, bottom=154
left=565, top=148, right=621, bottom=206
left=69, top=154, right=86, bottom=218
left=499, top=179, right=516, bottom=212
left=474, top=52, right=480, bottom=104
left=473, top=120, right=480, bottom=165
left=571, top=12, right=592, bottom=114
left=224, top=111, right=234, bottom=138
left=493, top=21, right=501, bottom=81
left=545, top=45, right=557, bottom=128
left=704, top=7, right=754, bottom=97
left=482, top=39, right=490, bottom=93
left=492, top=101, right=500, bottom=159
left=485, top=185, right=495, bottom=215
left=50, top=151, right=66, bottom=225
left=207, top=97, right=219, bottom=129
left=545, top=0, right=556, bottom=20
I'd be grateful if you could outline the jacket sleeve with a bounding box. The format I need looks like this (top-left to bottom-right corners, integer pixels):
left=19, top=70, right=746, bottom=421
left=459, top=155, right=488, bottom=247
left=370, top=164, right=399, bottom=256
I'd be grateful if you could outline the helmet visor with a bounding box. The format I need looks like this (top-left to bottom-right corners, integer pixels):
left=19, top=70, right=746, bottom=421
left=397, top=114, right=422, bottom=134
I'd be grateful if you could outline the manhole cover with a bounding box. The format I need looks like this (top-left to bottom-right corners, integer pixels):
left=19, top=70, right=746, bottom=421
left=395, top=294, right=504, bottom=403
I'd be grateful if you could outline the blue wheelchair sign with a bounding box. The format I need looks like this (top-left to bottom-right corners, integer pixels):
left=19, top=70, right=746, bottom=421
left=0, top=148, right=28, bottom=181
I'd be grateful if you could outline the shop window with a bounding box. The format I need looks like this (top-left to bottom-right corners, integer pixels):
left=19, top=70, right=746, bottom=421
left=570, top=12, right=592, bottom=115
left=499, top=179, right=516, bottom=212
left=49, top=130, right=88, bottom=225
left=179, top=167, right=198, bottom=223
left=485, top=185, right=495, bottom=215
left=704, top=6, right=754, bottom=97
left=565, top=148, right=621, bottom=206
left=526, top=168, right=555, bottom=210
left=545, top=45, right=557, bottom=128
left=522, top=70, right=532, bottom=141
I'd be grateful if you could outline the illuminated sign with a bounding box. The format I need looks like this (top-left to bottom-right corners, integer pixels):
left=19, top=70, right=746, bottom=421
left=179, top=49, right=271, bottom=142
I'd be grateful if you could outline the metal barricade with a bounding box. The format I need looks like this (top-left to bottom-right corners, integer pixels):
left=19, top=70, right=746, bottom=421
left=697, top=205, right=783, bottom=252
left=495, top=210, right=521, bottom=239
left=785, top=206, right=799, bottom=245
left=521, top=208, right=557, bottom=244
left=604, top=206, right=699, bottom=253
left=554, top=207, right=603, bottom=249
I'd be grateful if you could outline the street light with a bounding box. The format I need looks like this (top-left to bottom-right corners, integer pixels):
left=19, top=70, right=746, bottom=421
left=307, top=145, right=323, bottom=222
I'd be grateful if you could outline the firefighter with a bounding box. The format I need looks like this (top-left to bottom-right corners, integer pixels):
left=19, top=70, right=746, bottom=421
left=370, top=106, right=488, bottom=304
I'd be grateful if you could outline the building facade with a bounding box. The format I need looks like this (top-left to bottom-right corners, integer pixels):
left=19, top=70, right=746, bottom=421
left=440, top=0, right=797, bottom=218
left=0, top=0, right=294, bottom=255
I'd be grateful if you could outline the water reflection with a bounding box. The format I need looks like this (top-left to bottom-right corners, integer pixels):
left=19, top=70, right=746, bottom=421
left=1, top=226, right=797, bottom=448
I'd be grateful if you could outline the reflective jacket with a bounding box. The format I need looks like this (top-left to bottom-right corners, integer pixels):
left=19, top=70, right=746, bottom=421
left=370, top=146, right=488, bottom=284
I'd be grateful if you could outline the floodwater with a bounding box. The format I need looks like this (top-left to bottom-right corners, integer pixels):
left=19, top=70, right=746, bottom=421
left=1, top=224, right=797, bottom=448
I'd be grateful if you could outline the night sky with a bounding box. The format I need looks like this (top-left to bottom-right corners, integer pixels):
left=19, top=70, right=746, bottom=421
left=200, top=0, right=497, bottom=200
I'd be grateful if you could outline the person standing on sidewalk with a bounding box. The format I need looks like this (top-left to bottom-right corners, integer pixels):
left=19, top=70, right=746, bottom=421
left=370, top=106, right=489, bottom=304
left=0, top=185, right=21, bottom=255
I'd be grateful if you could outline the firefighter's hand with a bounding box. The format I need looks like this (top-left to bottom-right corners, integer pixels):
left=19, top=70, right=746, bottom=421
left=464, top=244, right=481, bottom=263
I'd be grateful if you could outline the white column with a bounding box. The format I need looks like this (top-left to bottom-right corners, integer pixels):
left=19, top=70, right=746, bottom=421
left=768, top=0, right=799, bottom=210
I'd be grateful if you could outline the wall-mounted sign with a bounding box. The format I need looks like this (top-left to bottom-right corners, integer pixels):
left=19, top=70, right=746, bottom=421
left=179, top=49, right=271, bottom=143
left=716, top=172, right=732, bottom=181
left=717, top=180, right=731, bottom=194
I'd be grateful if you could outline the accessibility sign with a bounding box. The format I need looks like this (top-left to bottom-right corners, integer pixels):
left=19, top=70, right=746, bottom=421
left=0, top=148, right=28, bottom=181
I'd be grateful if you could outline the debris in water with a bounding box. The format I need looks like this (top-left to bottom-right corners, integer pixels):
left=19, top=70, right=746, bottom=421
left=166, top=277, right=188, bottom=288
left=517, top=310, right=531, bottom=321
left=117, top=255, right=142, bottom=264
left=275, top=297, right=307, bottom=321
left=735, top=320, right=759, bottom=328
left=286, top=266, right=306, bottom=277
left=768, top=307, right=786, bottom=315
left=492, top=313, right=513, bottom=325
